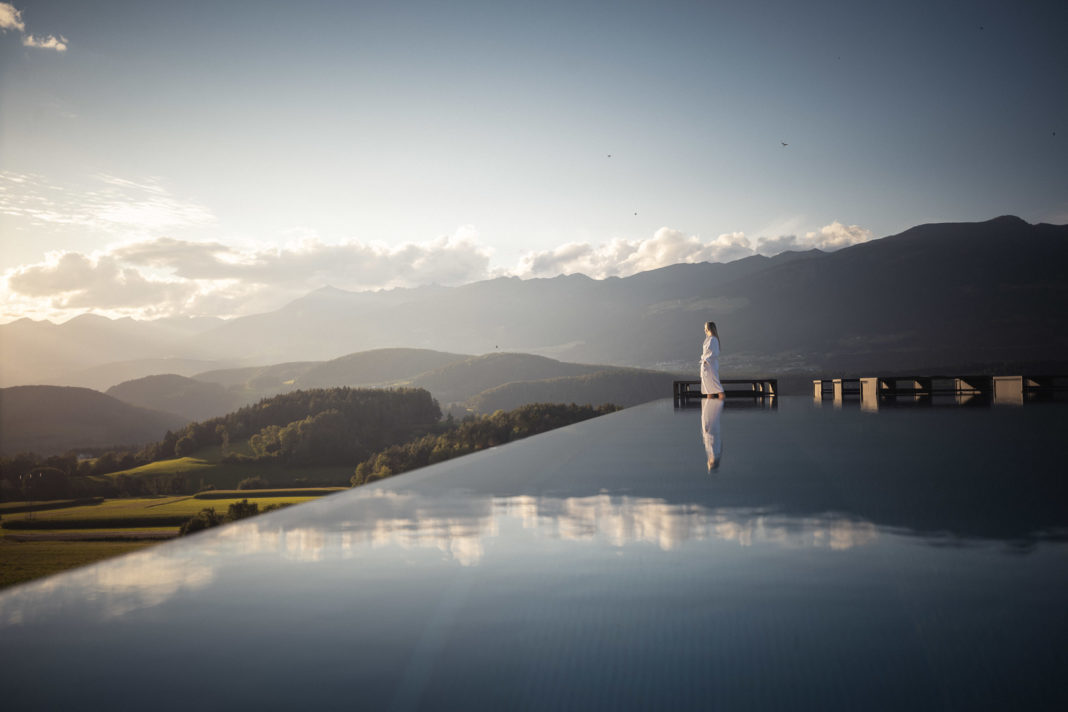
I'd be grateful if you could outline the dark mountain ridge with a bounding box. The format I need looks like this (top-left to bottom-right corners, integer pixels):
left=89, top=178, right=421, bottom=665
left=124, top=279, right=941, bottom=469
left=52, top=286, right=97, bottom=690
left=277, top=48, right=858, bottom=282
left=2, top=216, right=1065, bottom=384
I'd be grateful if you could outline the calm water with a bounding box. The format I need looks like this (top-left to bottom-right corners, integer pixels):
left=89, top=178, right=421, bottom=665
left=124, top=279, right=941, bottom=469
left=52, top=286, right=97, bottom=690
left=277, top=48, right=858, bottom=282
left=2, top=397, right=1066, bottom=710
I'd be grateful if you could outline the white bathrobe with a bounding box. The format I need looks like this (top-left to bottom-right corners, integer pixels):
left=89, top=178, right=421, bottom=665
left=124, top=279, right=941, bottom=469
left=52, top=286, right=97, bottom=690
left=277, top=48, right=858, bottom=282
left=700, top=334, right=723, bottom=394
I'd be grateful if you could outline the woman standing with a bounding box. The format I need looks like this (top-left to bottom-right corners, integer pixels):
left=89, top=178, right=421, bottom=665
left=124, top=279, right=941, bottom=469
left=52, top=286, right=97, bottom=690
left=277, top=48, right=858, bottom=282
left=700, top=321, right=723, bottom=398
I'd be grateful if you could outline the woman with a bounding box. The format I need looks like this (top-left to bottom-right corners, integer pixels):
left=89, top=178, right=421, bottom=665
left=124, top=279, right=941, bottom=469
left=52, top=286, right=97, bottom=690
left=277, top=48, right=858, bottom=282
left=700, top=321, right=723, bottom=398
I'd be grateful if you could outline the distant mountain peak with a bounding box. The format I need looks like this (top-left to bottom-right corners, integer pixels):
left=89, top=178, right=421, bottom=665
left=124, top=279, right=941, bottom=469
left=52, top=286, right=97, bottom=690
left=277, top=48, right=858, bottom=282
left=988, top=215, right=1029, bottom=226
left=312, top=285, right=354, bottom=295
left=66, top=312, right=112, bottom=324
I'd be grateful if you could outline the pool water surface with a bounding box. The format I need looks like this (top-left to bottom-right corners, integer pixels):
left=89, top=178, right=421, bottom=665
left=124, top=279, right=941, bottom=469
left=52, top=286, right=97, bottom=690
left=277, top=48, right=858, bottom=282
left=2, top=397, right=1065, bottom=710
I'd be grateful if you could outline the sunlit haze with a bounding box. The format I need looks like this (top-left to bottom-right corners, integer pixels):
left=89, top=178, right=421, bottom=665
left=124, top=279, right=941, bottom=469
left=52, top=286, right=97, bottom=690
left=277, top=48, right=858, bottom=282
left=2, top=0, right=1066, bottom=322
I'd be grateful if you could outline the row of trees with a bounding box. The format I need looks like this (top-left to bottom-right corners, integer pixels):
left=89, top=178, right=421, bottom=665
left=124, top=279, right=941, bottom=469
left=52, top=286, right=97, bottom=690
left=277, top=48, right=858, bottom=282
left=0, top=449, right=154, bottom=482
left=1, top=466, right=202, bottom=501
left=179, top=499, right=291, bottom=536
left=352, top=403, right=619, bottom=486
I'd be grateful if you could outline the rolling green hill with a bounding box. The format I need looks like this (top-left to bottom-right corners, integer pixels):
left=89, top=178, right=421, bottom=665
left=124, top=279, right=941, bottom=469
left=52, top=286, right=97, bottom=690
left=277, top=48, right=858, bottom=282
left=187, top=350, right=683, bottom=417
left=193, top=361, right=321, bottom=390
left=294, top=348, right=470, bottom=388
left=0, top=386, right=189, bottom=455
left=410, top=352, right=603, bottom=404
left=465, top=368, right=680, bottom=412
left=4, top=351, right=683, bottom=461
left=107, top=374, right=239, bottom=422
left=59, top=357, right=230, bottom=391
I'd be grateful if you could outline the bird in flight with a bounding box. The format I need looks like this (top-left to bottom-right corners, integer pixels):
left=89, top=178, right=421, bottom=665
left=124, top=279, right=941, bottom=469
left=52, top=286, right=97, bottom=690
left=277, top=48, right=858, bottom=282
left=781, top=141, right=789, bottom=147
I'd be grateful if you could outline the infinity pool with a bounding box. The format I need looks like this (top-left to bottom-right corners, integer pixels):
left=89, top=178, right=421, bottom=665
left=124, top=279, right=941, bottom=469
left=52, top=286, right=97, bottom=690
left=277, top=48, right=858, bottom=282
left=2, top=398, right=1066, bottom=710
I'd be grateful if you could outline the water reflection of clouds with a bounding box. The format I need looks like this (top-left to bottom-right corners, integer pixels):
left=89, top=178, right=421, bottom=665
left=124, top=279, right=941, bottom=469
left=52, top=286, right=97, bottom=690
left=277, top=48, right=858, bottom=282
left=0, top=493, right=878, bottom=625
left=0, top=550, right=214, bottom=624
left=508, top=495, right=877, bottom=553
left=227, top=491, right=879, bottom=566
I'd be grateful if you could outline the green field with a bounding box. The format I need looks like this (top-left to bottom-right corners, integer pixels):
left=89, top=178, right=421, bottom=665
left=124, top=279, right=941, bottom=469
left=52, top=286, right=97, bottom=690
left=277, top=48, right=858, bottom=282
left=194, top=488, right=345, bottom=499
left=1, top=494, right=332, bottom=529
left=0, top=498, right=104, bottom=514
left=98, top=453, right=353, bottom=490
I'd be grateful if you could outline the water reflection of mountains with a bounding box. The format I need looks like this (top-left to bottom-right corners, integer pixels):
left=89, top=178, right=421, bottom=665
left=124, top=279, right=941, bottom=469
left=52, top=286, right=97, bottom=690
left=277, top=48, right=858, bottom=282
left=344, top=399, right=1068, bottom=547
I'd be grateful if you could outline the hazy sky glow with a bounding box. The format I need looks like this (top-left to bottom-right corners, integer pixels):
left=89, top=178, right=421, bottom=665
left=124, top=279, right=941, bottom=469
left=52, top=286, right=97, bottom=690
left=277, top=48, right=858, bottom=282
left=2, top=0, right=1066, bottom=322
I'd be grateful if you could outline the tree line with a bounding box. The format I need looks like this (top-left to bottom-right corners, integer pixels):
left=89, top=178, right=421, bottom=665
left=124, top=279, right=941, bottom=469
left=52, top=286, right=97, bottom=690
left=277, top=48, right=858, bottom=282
left=352, top=402, right=619, bottom=486
left=178, top=499, right=292, bottom=536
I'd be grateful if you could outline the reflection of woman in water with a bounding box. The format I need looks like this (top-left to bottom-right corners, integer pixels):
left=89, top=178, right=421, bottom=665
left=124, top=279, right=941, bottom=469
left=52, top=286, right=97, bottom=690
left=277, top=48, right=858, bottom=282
left=701, top=321, right=724, bottom=398
left=701, top=397, right=724, bottom=470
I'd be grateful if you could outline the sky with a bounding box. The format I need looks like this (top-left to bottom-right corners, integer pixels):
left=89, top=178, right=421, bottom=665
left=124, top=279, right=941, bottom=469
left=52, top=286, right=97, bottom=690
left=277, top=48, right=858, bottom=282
left=1, top=0, right=1066, bottom=323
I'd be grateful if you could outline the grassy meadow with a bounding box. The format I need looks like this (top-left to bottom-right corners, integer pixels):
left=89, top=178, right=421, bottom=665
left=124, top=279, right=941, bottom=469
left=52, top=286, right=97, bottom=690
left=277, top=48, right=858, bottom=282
left=96, top=448, right=353, bottom=490
left=2, top=494, right=332, bottom=528
left=2, top=429, right=353, bottom=591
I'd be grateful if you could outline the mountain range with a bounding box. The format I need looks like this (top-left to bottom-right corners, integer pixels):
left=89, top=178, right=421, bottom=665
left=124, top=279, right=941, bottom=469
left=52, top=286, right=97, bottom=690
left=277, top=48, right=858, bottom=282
left=105, top=350, right=682, bottom=421
left=3, top=216, right=1066, bottom=390
left=0, top=349, right=684, bottom=454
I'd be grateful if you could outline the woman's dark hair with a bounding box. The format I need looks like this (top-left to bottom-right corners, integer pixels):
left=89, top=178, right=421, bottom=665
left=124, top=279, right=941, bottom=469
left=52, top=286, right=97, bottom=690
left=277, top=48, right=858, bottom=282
left=705, top=321, right=720, bottom=345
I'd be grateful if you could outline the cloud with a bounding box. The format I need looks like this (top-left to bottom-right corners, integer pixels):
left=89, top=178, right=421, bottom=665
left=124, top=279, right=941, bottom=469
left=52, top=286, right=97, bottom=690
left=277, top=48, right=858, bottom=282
left=1, top=172, right=873, bottom=321
left=0, top=172, right=214, bottom=234
left=754, top=220, right=873, bottom=255
left=515, top=221, right=872, bottom=279
left=0, top=3, right=25, bottom=32
left=516, top=227, right=755, bottom=279
left=3, top=228, right=494, bottom=319
left=806, top=221, right=873, bottom=249
left=6, top=251, right=197, bottom=312
left=0, top=3, right=67, bottom=51
left=22, top=33, right=67, bottom=51
left=111, top=229, right=492, bottom=289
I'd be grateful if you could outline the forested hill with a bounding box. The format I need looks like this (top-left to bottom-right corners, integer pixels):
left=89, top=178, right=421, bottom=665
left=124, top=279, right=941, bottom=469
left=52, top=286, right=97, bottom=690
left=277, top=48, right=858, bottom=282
left=0, top=387, right=444, bottom=500
left=156, top=387, right=442, bottom=467
left=1, top=388, right=622, bottom=501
